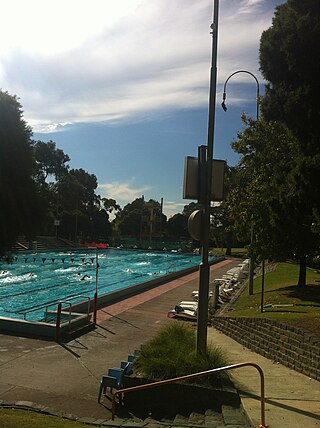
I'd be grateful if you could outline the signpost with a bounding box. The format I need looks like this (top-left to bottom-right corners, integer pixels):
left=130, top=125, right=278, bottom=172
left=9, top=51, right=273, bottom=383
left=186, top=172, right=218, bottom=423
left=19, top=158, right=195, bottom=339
left=183, top=1, right=220, bottom=353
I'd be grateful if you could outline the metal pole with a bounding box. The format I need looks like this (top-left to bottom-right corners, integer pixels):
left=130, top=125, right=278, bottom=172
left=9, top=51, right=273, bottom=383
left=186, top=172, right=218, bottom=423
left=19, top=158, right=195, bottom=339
left=248, top=217, right=254, bottom=295
left=260, top=259, right=265, bottom=313
left=196, top=0, right=219, bottom=354
left=55, top=302, right=62, bottom=342
left=139, top=195, right=144, bottom=243
left=93, top=247, right=99, bottom=324
left=221, top=70, right=260, bottom=296
left=160, top=197, right=163, bottom=242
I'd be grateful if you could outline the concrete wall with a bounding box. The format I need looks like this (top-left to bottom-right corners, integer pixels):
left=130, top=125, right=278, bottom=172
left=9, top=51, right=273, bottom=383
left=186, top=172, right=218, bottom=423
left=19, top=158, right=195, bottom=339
left=211, top=317, right=320, bottom=381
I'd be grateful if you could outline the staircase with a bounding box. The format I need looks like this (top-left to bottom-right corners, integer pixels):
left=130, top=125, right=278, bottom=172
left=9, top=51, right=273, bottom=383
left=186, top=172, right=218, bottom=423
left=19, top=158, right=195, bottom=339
left=109, top=406, right=251, bottom=427
left=12, top=236, right=80, bottom=252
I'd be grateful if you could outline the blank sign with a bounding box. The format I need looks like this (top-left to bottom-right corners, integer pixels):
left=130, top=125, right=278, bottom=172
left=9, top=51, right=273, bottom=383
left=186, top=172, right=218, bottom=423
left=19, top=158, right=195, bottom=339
left=183, top=156, right=225, bottom=201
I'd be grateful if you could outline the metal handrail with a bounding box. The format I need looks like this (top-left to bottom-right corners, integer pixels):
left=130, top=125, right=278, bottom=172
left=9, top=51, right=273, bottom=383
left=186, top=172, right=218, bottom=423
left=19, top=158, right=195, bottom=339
left=111, top=362, right=266, bottom=428
left=57, top=301, right=72, bottom=330
left=20, top=294, right=92, bottom=320
left=54, top=295, right=91, bottom=339
left=22, top=300, right=62, bottom=320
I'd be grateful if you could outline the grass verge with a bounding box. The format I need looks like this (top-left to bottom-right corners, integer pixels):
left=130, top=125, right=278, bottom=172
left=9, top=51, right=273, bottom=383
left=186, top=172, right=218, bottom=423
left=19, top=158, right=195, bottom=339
left=224, top=262, right=320, bottom=335
left=0, top=409, right=89, bottom=428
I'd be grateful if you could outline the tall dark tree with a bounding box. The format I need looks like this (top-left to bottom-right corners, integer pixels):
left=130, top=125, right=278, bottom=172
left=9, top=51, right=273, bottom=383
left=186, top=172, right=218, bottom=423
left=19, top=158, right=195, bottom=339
left=0, top=90, right=45, bottom=252
left=116, top=197, right=165, bottom=240
left=259, top=0, right=320, bottom=285
left=260, top=0, right=320, bottom=155
left=167, top=213, right=188, bottom=239
left=227, top=117, right=319, bottom=286
left=33, top=140, right=70, bottom=183
left=56, top=168, right=100, bottom=240
left=102, top=198, right=121, bottom=216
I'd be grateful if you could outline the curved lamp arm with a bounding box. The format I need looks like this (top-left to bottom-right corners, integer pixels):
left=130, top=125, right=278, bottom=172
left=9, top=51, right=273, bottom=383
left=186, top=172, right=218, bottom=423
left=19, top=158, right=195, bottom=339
left=221, top=70, right=260, bottom=120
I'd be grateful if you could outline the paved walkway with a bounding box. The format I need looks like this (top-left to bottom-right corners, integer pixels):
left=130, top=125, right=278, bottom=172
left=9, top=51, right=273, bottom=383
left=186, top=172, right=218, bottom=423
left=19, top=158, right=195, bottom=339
left=0, top=258, right=319, bottom=427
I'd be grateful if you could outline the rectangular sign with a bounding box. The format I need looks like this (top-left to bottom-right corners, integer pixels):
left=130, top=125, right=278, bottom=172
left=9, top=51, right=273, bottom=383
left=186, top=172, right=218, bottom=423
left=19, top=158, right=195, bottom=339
left=183, top=157, right=225, bottom=201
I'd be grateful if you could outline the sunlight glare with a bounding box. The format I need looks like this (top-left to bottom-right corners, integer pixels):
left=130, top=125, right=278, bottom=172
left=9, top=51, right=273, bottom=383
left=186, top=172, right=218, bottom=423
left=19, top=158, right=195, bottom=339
left=0, top=0, right=141, bottom=55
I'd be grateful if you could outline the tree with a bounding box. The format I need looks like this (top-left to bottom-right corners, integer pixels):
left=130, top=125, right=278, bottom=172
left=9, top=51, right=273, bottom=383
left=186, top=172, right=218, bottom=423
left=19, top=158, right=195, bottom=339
left=167, top=213, right=188, bottom=239
left=116, top=197, right=165, bottom=240
left=260, top=0, right=320, bottom=155
left=182, top=202, right=202, bottom=218
left=227, top=116, right=319, bottom=286
left=33, top=140, right=70, bottom=183
left=0, top=90, right=45, bottom=252
left=56, top=168, right=101, bottom=240
left=259, top=0, right=320, bottom=285
left=102, top=198, right=121, bottom=217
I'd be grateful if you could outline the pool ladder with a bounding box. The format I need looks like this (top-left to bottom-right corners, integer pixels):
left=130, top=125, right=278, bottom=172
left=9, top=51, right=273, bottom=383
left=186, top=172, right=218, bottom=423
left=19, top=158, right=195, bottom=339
left=20, top=295, right=93, bottom=340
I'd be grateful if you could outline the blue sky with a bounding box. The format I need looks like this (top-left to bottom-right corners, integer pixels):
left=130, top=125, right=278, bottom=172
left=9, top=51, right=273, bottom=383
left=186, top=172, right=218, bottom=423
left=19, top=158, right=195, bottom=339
left=1, top=0, right=284, bottom=217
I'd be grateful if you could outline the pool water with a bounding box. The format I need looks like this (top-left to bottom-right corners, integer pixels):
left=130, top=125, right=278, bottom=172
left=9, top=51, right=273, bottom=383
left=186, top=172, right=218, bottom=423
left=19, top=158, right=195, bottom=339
left=0, top=249, right=207, bottom=321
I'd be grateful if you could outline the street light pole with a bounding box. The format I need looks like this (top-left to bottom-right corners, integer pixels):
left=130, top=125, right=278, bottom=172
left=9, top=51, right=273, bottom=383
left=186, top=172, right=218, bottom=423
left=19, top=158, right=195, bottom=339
left=196, top=0, right=219, bottom=354
left=221, top=70, right=260, bottom=296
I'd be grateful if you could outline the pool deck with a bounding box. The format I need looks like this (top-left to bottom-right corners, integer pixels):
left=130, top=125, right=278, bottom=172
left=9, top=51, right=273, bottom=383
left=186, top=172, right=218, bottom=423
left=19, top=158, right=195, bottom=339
left=0, top=258, right=319, bottom=427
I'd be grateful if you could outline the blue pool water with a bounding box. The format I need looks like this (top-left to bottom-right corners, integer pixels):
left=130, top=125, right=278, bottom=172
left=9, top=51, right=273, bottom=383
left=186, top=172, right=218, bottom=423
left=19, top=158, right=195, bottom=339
left=0, top=249, right=207, bottom=322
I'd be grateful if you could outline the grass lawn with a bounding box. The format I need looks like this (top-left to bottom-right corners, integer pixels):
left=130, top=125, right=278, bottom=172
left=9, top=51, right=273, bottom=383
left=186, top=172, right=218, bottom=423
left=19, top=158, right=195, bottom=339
left=224, top=261, right=320, bottom=336
left=0, top=409, right=89, bottom=428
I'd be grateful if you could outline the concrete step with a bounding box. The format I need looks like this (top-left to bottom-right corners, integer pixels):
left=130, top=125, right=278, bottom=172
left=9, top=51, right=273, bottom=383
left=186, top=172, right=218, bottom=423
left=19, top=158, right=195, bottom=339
left=106, top=406, right=251, bottom=427
left=103, top=408, right=252, bottom=427
left=221, top=405, right=250, bottom=426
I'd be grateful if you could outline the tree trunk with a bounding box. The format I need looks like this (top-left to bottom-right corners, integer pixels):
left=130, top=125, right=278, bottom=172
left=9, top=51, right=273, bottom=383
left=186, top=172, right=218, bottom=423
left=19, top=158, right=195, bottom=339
left=297, top=254, right=307, bottom=287
left=225, top=231, right=232, bottom=256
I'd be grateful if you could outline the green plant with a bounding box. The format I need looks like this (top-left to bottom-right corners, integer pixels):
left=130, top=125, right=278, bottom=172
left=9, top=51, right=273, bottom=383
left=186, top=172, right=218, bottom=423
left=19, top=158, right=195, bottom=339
left=133, top=322, right=228, bottom=386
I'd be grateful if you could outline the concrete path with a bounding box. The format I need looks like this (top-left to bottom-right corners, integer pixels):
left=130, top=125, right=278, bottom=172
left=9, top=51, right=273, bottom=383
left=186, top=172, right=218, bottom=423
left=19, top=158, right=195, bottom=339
left=0, top=258, right=319, bottom=427
left=207, top=329, right=320, bottom=428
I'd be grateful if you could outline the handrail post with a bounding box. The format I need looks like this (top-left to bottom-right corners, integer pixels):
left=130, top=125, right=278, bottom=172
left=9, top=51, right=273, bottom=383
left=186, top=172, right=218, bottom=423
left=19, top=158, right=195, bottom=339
left=55, top=302, right=62, bottom=341
left=68, top=303, right=72, bottom=331
left=93, top=292, right=98, bottom=324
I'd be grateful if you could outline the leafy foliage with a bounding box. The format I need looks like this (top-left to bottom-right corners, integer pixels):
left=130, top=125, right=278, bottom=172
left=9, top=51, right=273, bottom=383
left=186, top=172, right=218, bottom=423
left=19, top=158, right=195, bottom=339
left=257, top=0, right=320, bottom=285
left=134, top=323, right=228, bottom=386
left=227, top=117, right=319, bottom=271
left=0, top=90, right=46, bottom=252
left=33, top=140, right=70, bottom=183
left=167, top=213, right=188, bottom=238
left=260, top=0, right=320, bottom=155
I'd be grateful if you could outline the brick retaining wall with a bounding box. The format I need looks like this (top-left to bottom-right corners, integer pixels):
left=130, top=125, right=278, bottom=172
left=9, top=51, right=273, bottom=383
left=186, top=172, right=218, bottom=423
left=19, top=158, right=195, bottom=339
left=211, top=317, right=320, bottom=381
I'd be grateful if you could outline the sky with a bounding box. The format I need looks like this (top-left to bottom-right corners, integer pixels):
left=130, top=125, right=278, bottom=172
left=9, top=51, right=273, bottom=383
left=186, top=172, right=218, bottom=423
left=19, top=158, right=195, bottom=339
left=1, top=0, right=285, bottom=218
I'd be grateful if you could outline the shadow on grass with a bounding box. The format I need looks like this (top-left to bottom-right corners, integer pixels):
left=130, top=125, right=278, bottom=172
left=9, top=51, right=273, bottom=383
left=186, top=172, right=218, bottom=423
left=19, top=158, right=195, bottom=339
left=263, top=309, right=307, bottom=314
left=286, top=284, right=320, bottom=304
left=264, top=284, right=320, bottom=304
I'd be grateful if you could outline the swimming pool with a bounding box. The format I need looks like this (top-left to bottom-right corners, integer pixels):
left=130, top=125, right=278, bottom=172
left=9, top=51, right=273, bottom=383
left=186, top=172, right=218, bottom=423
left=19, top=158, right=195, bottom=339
left=0, top=249, right=209, bottom=322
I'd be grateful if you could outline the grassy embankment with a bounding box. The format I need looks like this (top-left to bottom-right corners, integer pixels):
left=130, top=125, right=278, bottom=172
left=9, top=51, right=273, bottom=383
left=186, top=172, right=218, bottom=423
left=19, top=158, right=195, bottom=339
left=223, top=261, right=320, bottom=335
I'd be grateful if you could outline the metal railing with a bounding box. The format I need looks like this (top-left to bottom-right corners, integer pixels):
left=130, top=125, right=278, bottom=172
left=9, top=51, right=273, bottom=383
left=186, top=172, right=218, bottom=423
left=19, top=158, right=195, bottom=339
left=55, top=295, right=91, bottom=340
left=20, top=300, right=61, bottom=321
left=111, top=362, right=266, bottom=428
left=20, top=294, right=91, bottom=322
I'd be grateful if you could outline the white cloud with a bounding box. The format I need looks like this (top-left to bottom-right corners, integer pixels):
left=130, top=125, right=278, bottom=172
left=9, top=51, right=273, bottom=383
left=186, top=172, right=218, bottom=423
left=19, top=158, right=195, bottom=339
left=0, top=0, right=141, bottom=56
left=163, top=201, right=186, bottom=219
left=98, top=181, right=151, bottom=205
left=97, top=182, right=187, bottom=218
left=0, top=0, right=282, bottom=131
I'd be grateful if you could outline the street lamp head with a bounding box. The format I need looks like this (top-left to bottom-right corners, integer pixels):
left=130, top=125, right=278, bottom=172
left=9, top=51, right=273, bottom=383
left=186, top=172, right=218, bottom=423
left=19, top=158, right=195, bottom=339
left=221, top=91, right=227, bottom=112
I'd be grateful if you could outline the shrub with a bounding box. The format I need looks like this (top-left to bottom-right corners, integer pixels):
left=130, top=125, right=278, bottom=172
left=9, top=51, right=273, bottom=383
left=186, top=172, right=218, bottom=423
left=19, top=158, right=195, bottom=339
left=133, top=322, right=228, bottom=386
